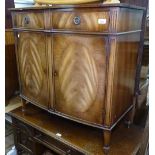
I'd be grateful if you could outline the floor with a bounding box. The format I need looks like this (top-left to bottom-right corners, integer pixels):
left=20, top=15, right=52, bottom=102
left=5, top=121, right=14, bottom=154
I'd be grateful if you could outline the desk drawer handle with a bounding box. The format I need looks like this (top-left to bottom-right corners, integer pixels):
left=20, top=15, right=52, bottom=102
left=35, top=134, right=42, bottom=138
left=73, top=16, right=81, bottom=25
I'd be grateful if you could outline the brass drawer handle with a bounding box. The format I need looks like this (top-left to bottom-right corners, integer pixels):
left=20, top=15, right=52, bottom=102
left=24, top=16, right=30, bottom=25
left=73, top=16, right=81, bottom=25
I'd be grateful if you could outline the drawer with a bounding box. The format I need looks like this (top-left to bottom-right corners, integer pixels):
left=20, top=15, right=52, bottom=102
left=12, top=118, right=34, bottom=137
left=12, top=11, right=45, bottom=29
left=16, top=128, right=34, bottom=153
left=12, top=119, right=35, bottom=153
left=34, top=130, right=85, bottom=155
left=52, top=10, right=110, bottom=32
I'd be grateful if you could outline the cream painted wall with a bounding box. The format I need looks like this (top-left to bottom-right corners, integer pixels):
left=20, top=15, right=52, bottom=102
left=14, top=0, right=35, bottom=8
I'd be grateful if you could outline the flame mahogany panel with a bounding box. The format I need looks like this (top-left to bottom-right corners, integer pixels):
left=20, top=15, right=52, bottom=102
left=17, top=32, right=49, bottom=108
left=53, top=34, right=106, bottom=125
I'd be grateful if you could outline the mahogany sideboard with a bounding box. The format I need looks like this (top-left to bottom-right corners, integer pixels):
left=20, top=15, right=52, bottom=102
left=10, top=3, right=145, bottom=153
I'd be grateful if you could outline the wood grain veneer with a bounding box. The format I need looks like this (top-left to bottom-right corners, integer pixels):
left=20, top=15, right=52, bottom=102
left=105, top=33, right=140, bottom=126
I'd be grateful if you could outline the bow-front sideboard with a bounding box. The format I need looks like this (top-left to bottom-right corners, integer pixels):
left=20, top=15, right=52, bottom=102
left=10, top=3, right=145, bottom=153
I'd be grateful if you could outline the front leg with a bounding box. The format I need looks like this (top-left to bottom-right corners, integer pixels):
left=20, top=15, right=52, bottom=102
left=124, top=105, right=136, bottom=128
left=124, top=96, right=136, bottom=128
left=21, top=98, right=28, bottom=114
left=103, top=130, right=111, bottom=154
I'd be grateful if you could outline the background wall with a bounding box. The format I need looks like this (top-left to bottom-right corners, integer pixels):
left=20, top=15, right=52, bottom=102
left=14, top=0, right=35, bottom=8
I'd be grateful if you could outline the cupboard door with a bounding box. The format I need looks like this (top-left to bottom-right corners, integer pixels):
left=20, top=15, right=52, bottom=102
left=53, top=34, right=106, bottom=125
left=17, top=32, right=49, bottom=109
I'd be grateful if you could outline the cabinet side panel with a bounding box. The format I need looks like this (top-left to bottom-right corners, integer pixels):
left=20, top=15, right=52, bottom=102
left=109, top=33, right=140, bottom=126
left=116, top=8, right=143, bottom=32
left=104, top=37, right=117, bottom=127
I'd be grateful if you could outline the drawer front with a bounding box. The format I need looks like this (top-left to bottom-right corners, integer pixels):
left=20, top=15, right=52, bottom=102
left=34, top=131, right=85, bottom=155
left=13, top=11, right=44, bottom=29
left=52, top=10, right=109, bottom=32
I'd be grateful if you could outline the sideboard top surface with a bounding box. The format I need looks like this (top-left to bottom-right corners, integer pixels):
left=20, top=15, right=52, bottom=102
left=9, top=3, right=145, bottom=11
left=9, top=97, right=143, bottom=155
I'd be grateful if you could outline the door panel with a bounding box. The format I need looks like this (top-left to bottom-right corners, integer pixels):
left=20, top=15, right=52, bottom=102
left=53, top=34, right=106, bottom=125
left=17, top=32, right=49, bottom=108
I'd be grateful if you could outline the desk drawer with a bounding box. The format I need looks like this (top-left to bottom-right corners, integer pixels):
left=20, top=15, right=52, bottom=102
left=13, top=118, right=34, bottom=136
left=12, top=118, right=35, bottom=153
left=34, top=131, right=85, bottom=155
left=13, top=11, right=44, bottom=29
left=52, top=10, right=109, bottom=32
left=16, top=129, right=34, bottom=153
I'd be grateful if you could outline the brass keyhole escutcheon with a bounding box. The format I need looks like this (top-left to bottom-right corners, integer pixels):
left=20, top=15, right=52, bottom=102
left=73, top=16, right=81, bottom=25
left=24, top=16, right=30, bottom=25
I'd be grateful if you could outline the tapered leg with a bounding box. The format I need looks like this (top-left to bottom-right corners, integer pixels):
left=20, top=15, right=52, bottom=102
left=125, top=105, right=136, bottom=128
left=103, top=130, right=111, bottom=155
left=21, top=98, right=27, bottom=114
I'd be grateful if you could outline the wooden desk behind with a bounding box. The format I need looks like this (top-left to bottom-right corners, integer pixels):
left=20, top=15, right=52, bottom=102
left=9, top=98, right=144, bottom=155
